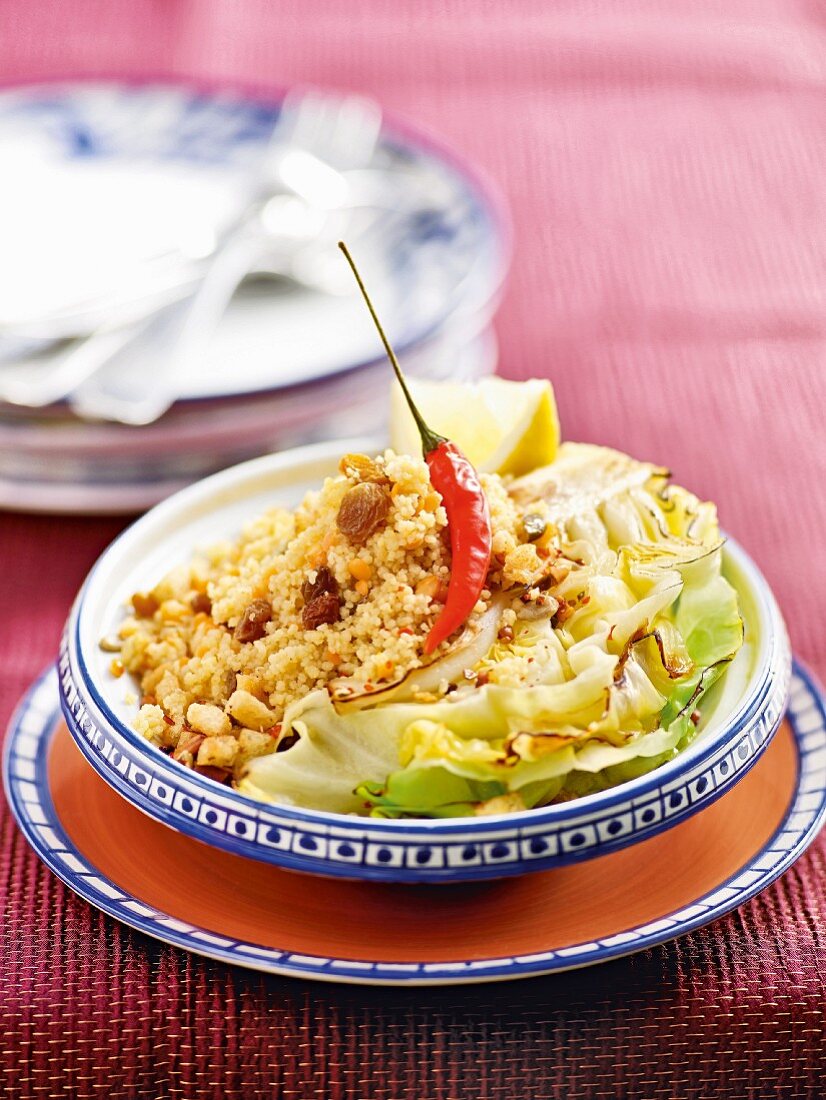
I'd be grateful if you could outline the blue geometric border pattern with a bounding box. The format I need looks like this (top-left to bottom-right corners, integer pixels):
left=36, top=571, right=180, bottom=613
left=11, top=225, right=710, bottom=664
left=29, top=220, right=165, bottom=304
left=59, top=622, right=791, bottom=884
left=4, top=663, right=825, bottom=986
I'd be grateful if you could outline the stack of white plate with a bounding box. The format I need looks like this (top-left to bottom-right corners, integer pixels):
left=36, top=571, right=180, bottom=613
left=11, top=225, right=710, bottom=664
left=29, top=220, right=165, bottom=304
left=0, top=82, right=509, bottom=514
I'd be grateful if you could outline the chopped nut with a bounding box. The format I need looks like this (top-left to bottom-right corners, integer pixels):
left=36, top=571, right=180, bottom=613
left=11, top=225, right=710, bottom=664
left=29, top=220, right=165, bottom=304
left=226, top=689, right=278, bottom=731
left=303, top=592, right=342, bottom=629
left=186, top=702, right=231, bottom=738
left=99, top=635, right=122, bottom=653
left=196, top=734, right=238, bottom=769
left=336, top=481, right=391, bottom=544
left=301, top=566, right=339, bottom=605
left=234, top=598, right=272, bottom=643
left=131, top=592, right=159, bottom=618
left=503, top=543, right=544, bottom=587
left=235, top=727, right=278, bottom=767
left=173, top=729, right=205, bottom=763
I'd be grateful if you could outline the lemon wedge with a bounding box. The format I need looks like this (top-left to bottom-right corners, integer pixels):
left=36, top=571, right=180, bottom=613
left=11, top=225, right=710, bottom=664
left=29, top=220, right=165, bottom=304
left=390, top=376, right=560, bottom=477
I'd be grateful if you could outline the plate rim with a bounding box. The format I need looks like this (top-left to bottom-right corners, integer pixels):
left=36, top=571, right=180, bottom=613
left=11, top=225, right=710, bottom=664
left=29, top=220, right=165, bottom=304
left=5, top=660, right=824, bottom=985
left=0, top=76, right=511, bottom=405
left=60, top=641, right=789, bottom=880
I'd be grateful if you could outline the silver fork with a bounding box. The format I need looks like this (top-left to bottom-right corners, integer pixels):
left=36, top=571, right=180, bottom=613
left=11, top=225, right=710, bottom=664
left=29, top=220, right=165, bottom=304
left=70, top=91, right=382, bottom=426
left=1, top=91, right=382, bottom=421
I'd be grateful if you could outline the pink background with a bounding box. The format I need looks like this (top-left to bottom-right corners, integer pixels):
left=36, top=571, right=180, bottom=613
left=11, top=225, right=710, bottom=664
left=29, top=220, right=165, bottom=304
left=2, top=0, right=824, bottom=681
left=0, top=4, right=824, bottom=1096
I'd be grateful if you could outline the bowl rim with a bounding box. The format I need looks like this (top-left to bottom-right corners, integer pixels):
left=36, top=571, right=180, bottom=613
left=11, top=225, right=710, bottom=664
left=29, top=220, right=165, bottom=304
left=9, top=661, right=820, bottom=971
left=66, top=437, right=790, bottom=838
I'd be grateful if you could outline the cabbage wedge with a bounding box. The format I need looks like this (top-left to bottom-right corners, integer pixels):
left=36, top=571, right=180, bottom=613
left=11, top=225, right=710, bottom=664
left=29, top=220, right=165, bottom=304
left=240, top=443, right=743, bottom=818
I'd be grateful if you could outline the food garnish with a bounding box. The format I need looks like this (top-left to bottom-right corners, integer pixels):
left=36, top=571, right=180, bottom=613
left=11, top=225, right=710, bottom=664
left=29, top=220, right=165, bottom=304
left=338, top=241, right=492, bottom=653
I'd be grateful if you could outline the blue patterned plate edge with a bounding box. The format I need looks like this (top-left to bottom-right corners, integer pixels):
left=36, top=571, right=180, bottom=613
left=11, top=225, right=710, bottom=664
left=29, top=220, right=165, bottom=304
left=4, top=661, right=825, bottom=986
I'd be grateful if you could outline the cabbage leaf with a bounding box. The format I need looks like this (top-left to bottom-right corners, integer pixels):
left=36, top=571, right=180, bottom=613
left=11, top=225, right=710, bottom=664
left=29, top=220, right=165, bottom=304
left=240, top=443, right=744, bottom=818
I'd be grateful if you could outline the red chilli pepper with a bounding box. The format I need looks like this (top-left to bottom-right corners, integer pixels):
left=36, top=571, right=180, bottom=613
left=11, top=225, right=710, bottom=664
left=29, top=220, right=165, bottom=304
left=339, top=242, right=493, bottom=654
left=423, top=440, right=491, bottom=653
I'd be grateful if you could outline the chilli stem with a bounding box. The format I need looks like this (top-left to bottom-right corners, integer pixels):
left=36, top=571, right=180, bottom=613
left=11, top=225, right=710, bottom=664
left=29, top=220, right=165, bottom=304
left=338, top=241, right=443, bottom=455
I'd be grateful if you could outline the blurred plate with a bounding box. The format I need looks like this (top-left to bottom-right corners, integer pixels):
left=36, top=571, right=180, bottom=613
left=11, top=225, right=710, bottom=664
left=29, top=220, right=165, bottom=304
left=0, top=325, right=496, bottom=514
left=0, top=81, right=508, bottom=401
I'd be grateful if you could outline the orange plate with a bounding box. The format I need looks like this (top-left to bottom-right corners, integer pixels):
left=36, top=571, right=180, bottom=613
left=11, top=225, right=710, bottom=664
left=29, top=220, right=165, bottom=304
left=48, top=715, right=799, bottom=967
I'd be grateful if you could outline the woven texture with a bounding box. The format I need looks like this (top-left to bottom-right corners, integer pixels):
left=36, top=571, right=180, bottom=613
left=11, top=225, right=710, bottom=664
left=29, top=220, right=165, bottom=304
left=1, top=2, right=825, bottom=1096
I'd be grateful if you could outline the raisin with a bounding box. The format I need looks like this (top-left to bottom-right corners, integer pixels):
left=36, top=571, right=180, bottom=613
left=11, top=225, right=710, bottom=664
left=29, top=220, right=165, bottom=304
left=338, top=453, right=388, bottom=482
left=131, top=592, right=159, bottom=618
left=336, top=482, right=391, bottom=544
left=302, top=592, right=342, bottom=630
left=234, top=598, right=272, bottom=643
left=301, top=566, right=339, bottom=605
left=190, top=592, right=212, bottom=615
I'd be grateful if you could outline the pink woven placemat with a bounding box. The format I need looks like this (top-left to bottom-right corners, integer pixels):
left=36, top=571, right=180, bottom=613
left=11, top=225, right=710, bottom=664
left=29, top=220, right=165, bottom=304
left=1, top=2, right=825, bottom=1096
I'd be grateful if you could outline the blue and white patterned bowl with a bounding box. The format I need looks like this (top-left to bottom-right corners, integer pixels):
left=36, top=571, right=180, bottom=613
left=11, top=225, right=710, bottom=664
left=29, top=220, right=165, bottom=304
left=59, top=439, right=792, bottom=883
